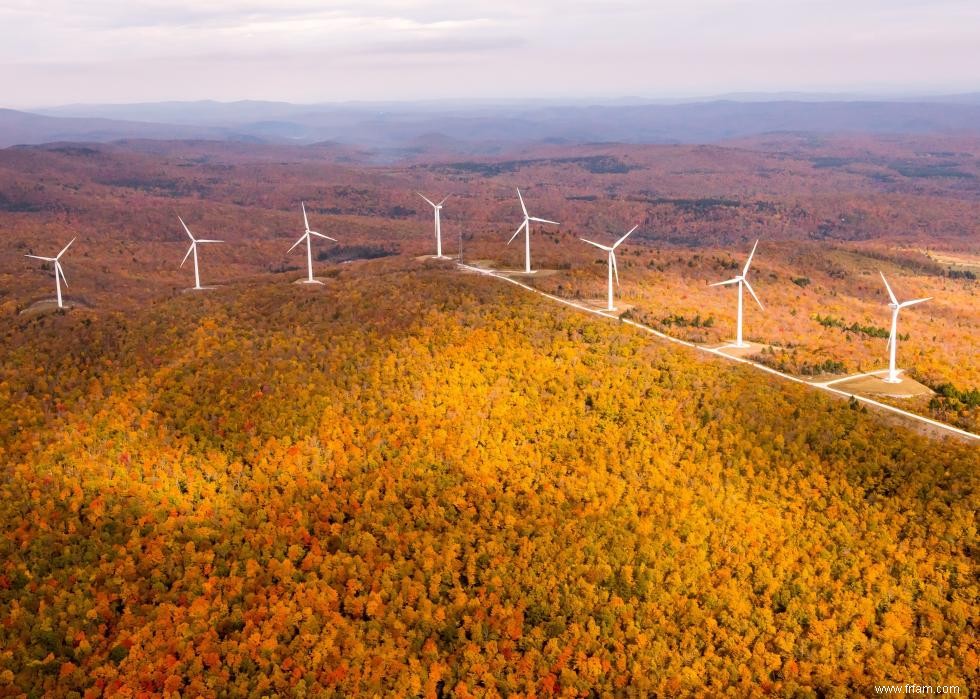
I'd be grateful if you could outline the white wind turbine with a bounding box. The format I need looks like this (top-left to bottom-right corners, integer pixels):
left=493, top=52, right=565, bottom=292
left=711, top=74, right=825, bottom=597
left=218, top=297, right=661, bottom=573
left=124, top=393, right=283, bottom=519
left=289, top=202, right=336, bottom=284
left=879, top=271, right=931, bottom=384
left=508, top=188, right=559, bottom=273
left=709, top=239, right=764, bottom=347
left=178, top=216, right=222, bottom=290
left=25, top=237, right=75, bottom=309
left=580, top=225, right=638, bottom=311
left=417, top=193, right=449, bottom=258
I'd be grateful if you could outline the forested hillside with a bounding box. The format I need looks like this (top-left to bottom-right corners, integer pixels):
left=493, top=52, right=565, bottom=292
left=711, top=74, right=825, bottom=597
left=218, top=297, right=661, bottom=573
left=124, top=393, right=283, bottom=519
left=3, top=137, right=977, bottom=436
left=1, top=262, right=975, bottom=696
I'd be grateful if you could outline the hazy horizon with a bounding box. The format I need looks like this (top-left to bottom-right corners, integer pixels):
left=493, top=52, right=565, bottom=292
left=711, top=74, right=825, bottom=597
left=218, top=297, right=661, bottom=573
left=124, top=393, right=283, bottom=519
left=11, top=89, right=980, bottom=114
left=2, top=0, right=978, bottom=109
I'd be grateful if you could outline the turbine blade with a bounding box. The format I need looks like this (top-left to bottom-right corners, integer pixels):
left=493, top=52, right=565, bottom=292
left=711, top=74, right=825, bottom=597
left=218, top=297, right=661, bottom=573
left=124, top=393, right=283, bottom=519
left=437, top=195, right=449, bottom=207
left=57, top=237, right=76, bottom=259
left=302, top=202, right=310, bottom=231
left=288, top=233, right=308, bottom=253
left=56, top=262, right=68, bottom=288
left=178, top=216, right=195, bottom=242
left=180, top=242, right=195, bottom=268
left=879, top=271, right=898, bottom=305
left=196, top=239, right=223, bottom=244
left=744, top=279, right=765, bottom=310
left=580, top=237, right=611, bottom=251
left=709, top=277, right=741, bottom=287
left=886, top=331, right=893, bottom=351
left=516, top=188, right=528, bottom=217
left=508, top=220, right=526, bottom=245
left=742, top=239, right=759, bottom=277
left=900, top=297, right=931, bottom=308
left=25, top=255, right=55, bottom=261
left=417, top=192, right=436, bottom=208
left=612, top=252, right=620, bottom=288
left=310, top=231, right=337, bottom=241
left=529, top=217, right=560, bottom=225
left=613, top=225, right=639, bottom=249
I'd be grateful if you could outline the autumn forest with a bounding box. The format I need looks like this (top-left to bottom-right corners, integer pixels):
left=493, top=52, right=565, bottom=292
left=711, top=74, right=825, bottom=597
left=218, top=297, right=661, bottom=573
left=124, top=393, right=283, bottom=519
left=0, top=134, right=978, bottom=696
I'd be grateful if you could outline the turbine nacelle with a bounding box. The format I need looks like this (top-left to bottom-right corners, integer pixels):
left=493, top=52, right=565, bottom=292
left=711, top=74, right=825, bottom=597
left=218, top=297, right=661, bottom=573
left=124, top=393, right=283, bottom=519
left=880, top=271, right=931, bottom=310
left=710, top=240, right=764, bottom=311
left=581, top=239, right=613, bottom=252
left=178, top=217, right=222, bottom=249
left=289, top=229, right=337, bottom=253
left=295, top=203, right=337, bottom=245
left=418, top=192, right=448, bottom=211
left=26, top=237, right=77, bottom=263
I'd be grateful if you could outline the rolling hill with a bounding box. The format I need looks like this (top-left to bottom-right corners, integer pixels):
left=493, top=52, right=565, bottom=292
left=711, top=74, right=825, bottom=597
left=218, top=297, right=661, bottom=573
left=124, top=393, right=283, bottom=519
left=0, top=264, right=976, bottom=695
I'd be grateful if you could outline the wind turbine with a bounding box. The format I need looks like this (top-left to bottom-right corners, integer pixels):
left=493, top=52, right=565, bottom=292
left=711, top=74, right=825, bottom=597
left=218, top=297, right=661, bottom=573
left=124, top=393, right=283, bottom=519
left=709, top=239, right=764, bottom=347
left=289, top=202, right=336, bottom=284
left=178, top=216, right=222, bottom=290
left=417, top=193, right=449, bottom=258
left=879, top=271, right=930, bottom=383
left=508, top=188, right=559, bottom=273
left=25, top=237, right=75, bottom=309
left=580, top=225, right=638, bottom=311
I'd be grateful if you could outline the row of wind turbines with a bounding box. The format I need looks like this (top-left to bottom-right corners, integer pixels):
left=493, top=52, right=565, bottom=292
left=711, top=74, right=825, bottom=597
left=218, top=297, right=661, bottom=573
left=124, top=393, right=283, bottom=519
left=25, top=201, right=335, bottom=305
left=26, top=188, right=930, bottom=385
left=420, top=188, right=931, bottom=385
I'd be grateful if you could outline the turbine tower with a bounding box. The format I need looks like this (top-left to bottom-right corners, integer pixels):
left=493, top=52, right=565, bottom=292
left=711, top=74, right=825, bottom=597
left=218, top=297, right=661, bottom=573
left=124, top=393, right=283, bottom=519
left=417, top=193, right=449, bottom=258
left=580, top=225, right=638, bottom=311
left=879, top=271, right=931, bottom=383
left=289, top=202, right=336, bottom=284
left=508, top=188, right=559, bottom=273
left=178, top=216, right=222, bottom=290
left=709, top=239, right=764, bottom=347
left=25, top=237, right=75, bottom=309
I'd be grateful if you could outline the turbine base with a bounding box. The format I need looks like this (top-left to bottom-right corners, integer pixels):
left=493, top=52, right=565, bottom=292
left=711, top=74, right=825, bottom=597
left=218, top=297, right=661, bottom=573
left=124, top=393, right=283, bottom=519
left=293, top=277, right=328, bottom=285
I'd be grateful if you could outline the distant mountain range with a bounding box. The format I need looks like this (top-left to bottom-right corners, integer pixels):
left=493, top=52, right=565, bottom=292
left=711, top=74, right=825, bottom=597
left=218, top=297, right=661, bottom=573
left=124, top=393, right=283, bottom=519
left=2, top=95, right=980, bottom=152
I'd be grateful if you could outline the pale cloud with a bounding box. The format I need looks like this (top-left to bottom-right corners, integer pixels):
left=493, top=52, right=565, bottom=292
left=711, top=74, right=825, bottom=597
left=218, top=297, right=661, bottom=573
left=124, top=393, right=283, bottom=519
left=0, top=0, right=977, bottom=107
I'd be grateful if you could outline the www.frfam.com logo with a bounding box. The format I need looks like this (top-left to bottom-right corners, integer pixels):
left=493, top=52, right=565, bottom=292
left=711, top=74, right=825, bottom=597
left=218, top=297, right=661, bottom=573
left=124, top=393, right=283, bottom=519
left=874, top=685, right=962, bottom=695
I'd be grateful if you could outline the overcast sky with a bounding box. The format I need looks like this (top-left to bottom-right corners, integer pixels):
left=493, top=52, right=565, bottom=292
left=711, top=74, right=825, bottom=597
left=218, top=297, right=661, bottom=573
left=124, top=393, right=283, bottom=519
left=1, top=0, right=978, bottom=108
